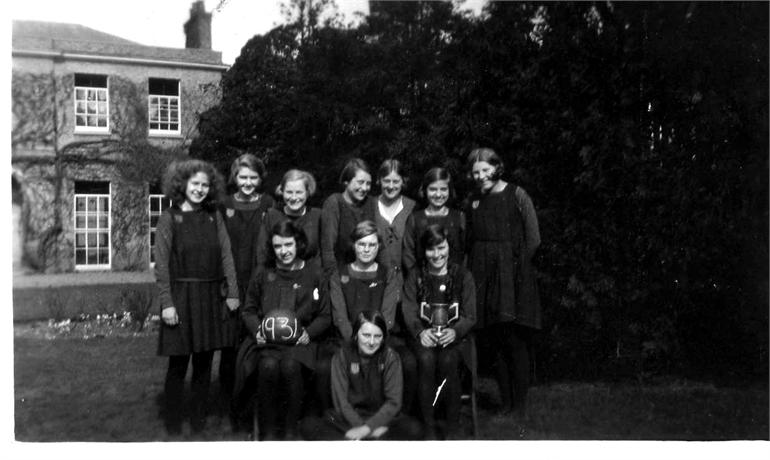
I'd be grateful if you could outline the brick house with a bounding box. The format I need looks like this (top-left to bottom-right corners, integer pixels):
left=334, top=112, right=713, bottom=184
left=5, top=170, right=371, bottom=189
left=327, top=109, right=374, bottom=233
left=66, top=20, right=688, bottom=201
left=11, top=1, right=228, bottom=274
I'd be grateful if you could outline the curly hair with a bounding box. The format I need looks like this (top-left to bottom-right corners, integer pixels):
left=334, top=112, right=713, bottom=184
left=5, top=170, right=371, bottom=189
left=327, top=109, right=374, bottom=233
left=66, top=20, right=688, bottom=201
left=162, top=159, right=224, bottom=210
left=418, top=166, right=455, bottom=203
left=275, top=169, right=317, bottom=198
left=228, top=151, right=267, bottom=189
left=264, top=220, right=308, bottom=267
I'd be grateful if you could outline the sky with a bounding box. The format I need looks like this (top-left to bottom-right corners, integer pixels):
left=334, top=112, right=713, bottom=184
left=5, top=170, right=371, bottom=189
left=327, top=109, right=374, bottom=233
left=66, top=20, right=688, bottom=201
left=9, top=0, right=486, bottom=65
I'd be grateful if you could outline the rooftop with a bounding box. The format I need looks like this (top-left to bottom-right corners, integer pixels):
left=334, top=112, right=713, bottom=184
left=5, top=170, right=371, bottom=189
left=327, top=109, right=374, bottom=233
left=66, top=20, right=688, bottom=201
left=12, top=20, right=224, bottom=66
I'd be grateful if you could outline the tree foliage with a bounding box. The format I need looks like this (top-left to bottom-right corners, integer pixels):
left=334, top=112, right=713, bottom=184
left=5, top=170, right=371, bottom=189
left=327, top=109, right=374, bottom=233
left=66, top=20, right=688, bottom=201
left=191, top=1, right=768, bottom=381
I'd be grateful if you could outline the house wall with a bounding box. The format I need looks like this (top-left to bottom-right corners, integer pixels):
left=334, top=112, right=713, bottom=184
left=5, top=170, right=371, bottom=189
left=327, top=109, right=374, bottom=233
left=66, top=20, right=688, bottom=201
left=11, top=53, right=224, bottom=273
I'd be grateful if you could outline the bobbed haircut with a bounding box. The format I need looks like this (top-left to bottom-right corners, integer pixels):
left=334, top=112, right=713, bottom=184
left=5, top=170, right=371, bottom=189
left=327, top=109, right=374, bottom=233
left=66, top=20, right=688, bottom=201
left=228, top=152, right=267, bottom=188
left=276, top=169, right=317, bottom=197
left=162, top=159, right=224, bottom=210
left=265, top=220, right=308, bottom=267
left=351, top=309, right=389, bottom=344
left=419, top=223, right=449, bottom=253
left=418, top=167, right=455, bottom=202
left=339, top=158, right=372, bottom=186
left=466, top=147, right=504, bottom=180
left=348, top=220, right=382, bottom=255
left=376, top=158, right=408, bottom=188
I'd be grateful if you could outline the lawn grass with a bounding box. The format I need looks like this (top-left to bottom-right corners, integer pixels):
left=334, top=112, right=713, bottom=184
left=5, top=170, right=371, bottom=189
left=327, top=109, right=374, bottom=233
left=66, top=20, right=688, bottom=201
left=13, top=331, right=769, bottom=442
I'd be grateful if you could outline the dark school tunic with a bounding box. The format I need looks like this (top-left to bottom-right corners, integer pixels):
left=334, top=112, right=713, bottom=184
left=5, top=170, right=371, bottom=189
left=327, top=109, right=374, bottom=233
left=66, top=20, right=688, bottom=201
left=329, top=263, right=398, bottom=341
left=220, top=194, right=275, bottom=304
left=402, top=208, right=466, bottom=280
left=465, top=184, right=541, bottom=330
left=256, top=206, right=322, bottom=271
left=401, top=264, right=477, bottom=342
left=330, top=345, right=403, bottom=431
left=155, top=206, right=239, bottom=356
left=240, top=263, right=331, bottom=370
left=321, top=193, right=377, bottom=275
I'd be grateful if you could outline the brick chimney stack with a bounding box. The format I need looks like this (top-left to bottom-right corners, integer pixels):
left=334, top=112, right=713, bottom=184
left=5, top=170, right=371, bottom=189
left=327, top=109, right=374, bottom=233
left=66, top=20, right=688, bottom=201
left=184, top=1, right=212, bottom=50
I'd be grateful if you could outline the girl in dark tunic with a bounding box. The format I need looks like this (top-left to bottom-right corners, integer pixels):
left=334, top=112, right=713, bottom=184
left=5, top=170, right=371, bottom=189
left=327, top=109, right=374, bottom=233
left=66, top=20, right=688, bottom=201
left=465, top=147, right=541, bottom=417
left=299, top=310, right=423, bottom=440
left=402, top=224, right=476, bottom=440
left=154, top=159, right=240, bottom=435
left=219, top=153, right=274, bottom=402
left=241, top=220, right=330, bottom=440
left=257, top=169, right=322, bottom=271
left=321, top=158, right=377, bottom=276
left=403, top=167, right=466, bottom=280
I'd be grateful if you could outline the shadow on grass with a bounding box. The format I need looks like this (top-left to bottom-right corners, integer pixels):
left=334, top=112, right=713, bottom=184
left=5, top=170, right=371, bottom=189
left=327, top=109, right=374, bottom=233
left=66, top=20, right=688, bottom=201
left=13, top=332, right=770, bottom=442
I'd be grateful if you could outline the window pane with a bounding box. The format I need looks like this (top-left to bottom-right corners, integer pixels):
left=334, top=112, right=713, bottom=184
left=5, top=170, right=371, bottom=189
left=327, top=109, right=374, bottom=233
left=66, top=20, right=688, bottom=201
left=87, top=197, right=97, bottom=211
left=87, top=233, right=96, bottom=247
left=75, top=197, right=85, bottom=211
left=75, top=215, right=85, bottom=228
left=99, top=232, right=108, bottom=246
left=97, top=90, right=107, bottom=101
left=76, top=115, right=86, bottom=126
left=98, top=215, right=108, bottom=229
left=170, top=123, right=178, bottom=131
left=150, top=215, right=159, bottom=227
left=75, top=88, right=85, bottom=99
left=76, top=249, right=86, bottom=264
left=87, top=101, right=96, bottom=114
left=75, top=233, right=85, bottom=247
left=87, top=249, right=97, bottom=265
left=98, top=248, right=109, bottom=264
left=99, top=197, right=108, bottom=212
left=150, top=232, right=156, bottom=246
left=97, top=117, right=107, bottom=127
left=87, top=116, right=98, bottom=126
left=98, top=102, right=107, bottom=114
left=87, top=215, right=96, bottom=229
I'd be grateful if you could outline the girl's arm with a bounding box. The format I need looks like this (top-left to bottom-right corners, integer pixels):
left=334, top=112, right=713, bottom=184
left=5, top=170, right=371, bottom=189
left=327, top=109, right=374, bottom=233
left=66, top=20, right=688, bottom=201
left=380, top=268, right=399, bottom=332
left=153, top=211, right=174, bottom=312
left=452, top=269, right=477, bottom=339
left=321, top=195, right=341, bottom=276
left=515, top=186, right=541, bottom=259
left=330, top=269, right=354, bottom=341
left=363, top=349, right=403, bottom=430
left=216, top=211, right=239, bottom=300
left=331, top=351, right=365, bottom=427
left=401, top=213, right=417, bottom=280
left=241, top=271, right=263, bottom=336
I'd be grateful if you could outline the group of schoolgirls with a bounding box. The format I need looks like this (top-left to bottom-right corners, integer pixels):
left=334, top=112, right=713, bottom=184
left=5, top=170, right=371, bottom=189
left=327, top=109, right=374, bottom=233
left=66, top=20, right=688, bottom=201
left=155, top=148, right=541, bottom=441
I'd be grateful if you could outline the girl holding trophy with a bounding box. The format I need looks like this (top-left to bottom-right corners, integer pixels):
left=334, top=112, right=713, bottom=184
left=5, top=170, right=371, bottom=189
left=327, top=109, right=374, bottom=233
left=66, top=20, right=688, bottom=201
left=401, top=224, right=476, bottom=440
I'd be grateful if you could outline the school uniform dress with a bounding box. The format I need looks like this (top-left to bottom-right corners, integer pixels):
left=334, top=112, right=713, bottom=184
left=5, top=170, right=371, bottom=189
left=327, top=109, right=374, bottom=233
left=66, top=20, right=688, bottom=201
left=154, top=205, right=239, bottom=432
left=465, top=183, right=541, bottom=413
left=401, top=263, right=476, bottom=437
left=220, top=194, right=274, bottom=305
left=329, top=263, right=398, bottom=341
left=465, top=184, right=541, bottom=330
left=236, top=262, right=330, bottom=438
left=320, top=193, right=377, bottom=275
left=256, top=206, right=322, bottom=271
left=402, top=208, right=466, bottom=280
left=155, top=206, right=239, bottom=356
left=299, top=345, right=422, bottom=440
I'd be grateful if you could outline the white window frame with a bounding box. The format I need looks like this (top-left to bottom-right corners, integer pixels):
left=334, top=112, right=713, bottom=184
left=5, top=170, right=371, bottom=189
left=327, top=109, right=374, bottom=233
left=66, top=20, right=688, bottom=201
left=148, top=194, right=172, bottom=267
left=74, top=185, right=111, bottom=270
left=74, top=74, right=109, bottom=133
left=148, top=79, right=181, bottom=136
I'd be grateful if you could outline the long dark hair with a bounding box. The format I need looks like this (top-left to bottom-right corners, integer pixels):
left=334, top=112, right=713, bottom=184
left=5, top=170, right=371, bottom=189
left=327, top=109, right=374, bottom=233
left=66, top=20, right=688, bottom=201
left=264, top=220, right=308, bottom=267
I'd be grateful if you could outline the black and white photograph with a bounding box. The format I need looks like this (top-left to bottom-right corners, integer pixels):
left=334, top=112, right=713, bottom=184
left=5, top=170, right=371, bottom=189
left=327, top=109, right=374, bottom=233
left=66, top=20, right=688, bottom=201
left=5, top=0, right=769, bottom=457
